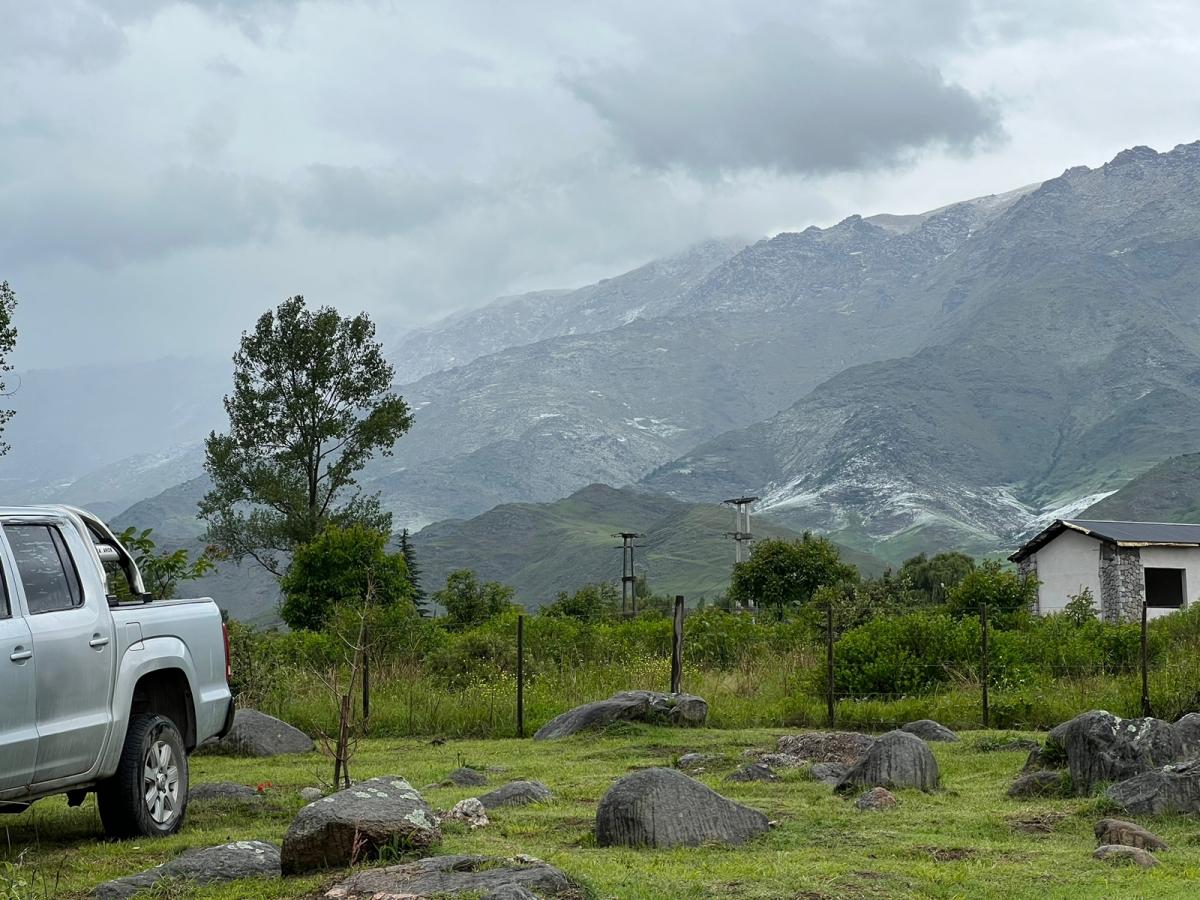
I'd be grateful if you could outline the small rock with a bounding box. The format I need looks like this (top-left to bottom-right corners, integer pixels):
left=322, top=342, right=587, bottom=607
left=725, top=764, right=777, bottom=783
left=837, top=731, right=939, bottom=793
left=1007, top=771, right=1067, bottom=799
left=776, top=732, right=875, bottom=765
left=676, top=752, right=722, bottom=771
left=1094, top=844, right=1159, bottom=868
left=445, top=766, right=488, bottom=787
left=442, top=797, right=489, bottom=829
left=299, top=787, right=323, bottom=803
left=809, top=762, right=849, bottom=787
left=322, top=854, right=578, bottom=898
left=190, top=782, right=262, bottom=805
left=855, top=787, right=899, bottom=811
left=901, top=720, right=959, bottom=743
left=477, top=780, right=553, bottom=810
left=755, top=752, right=806, bottom=769
left=92, top=841, right=280, bottom=899
left=1094, top=818, right=1168, bottom=852
left=596, top=768, right=769, bottom=848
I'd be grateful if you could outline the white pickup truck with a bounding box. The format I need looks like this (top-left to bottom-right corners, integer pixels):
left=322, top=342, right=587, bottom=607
left=0, top=506, right=233, bottom=838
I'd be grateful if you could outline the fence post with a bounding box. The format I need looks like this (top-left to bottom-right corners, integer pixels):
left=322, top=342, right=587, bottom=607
left=671, top=596, right=685, bottom=694
left=825, top=603, right=835, bottom=729
left=980, top=603, right=990, bottom=729
left=1141, top=600, right=1151, bottom=717
left=517, top=613, right=525, bottom=738
left=361, top=623, right=371, bottom=735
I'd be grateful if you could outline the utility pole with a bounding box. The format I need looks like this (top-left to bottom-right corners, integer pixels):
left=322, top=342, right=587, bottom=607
left=723, top=496, right=759, bottom=610
left=613, top=532, right=643, bottom=616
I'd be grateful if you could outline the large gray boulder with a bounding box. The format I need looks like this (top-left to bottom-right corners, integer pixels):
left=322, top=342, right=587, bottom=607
left=322, top=855, right=578, bottom=899
left=204, top=709, right=314, bottom=757
left=92, top=841, right=280, bottom=899
left=1046, top=710, right=1181, bottom=795
left=596, top=768, right=769, bottom=848
left=901, top=720, right=959, bottom=743
left=477, top=780, right=554, bottom=809
left=836, top=730, right=939, bottom=793
left=1106, top=759, right=1200, bottom=815
left=281, top=776, right=440, bottom=874
left=776, top=731, right=875, bottom=765
left=534, top=690, right=706, bottom=739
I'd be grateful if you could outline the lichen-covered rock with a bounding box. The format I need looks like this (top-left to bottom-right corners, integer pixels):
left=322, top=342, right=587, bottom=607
left=202, top=709, right=314, bottom=758
left=901, top=720, right=959, bottom=743
left=1007, top=771, right=1068, bottom=798
left=776, top=732, right=875, bottom=765
left=1046, top=711, right=1182, bottom=795
left=281, top=776, right=440, bottom=874
left=1094, top=844, right=1159, bottom=868
left=477, top=780, right=553, bottom=809
left=299, top=787, right=323, bottom=803
left=596, top=768, right=769, bottom=848
left=855, top=787, right=898, bottom=811
left=92, top=841, right=280, bottom=899
left=533, top=691, right=707, bottom=740
left=322, top=855, right=578, bottom=898
left=445, top=766, right=488, bottom=787
left=1094, top=818, right=1168, bottom=851
left=1106, top=759, right=1200, bottom=815
left=837, top=731, right=939, bottom=793
left=725, top=764, right=777, bottom=783
left=441, top=797, right=489, bottom=829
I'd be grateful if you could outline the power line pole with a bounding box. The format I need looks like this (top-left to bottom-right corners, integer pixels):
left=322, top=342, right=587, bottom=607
left=723, top=496, right=759, bottom=611
left=613, top=532, right=643, bottom=616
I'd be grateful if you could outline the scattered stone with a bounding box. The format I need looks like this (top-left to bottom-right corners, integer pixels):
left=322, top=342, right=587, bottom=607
left=533, top=690, right=707, bottom=740
left=92, top=841, right=280, bottom=899
left=837, top=731, right=939, bottom=793
left=1094, top=818, right=1168, bottom=852
left=322, top=854, right=578, bottom=899
left=280, top=776, right=440, bottom=874
left=1008, top=811, right=1067, bottom=834
left=1046, top=710, right=1184, bottom=795
left=477, top=780, right=554, bottom=810
left=809, top=762, right=850, bottom=787
left=441, top=797, right=489, bottom=829
left=901, top=720, right=959, bottom=743
left=1106, top=759, right=1200, bottom=815
left=755, top=752, right=807, bottom=769
left=1094, top=844, right=1159, bottom=868
left=776, top=732, right=875, bottom=766
left=445, top=766, right=488, bottom=787
left=202, top=709, right=314, bottom=758
left=855, top=787, right=898, bottom=811
left=299, top=787, right=323, bottom=803
left=596, top=768, right=769, bottom=848
left=725, top=764, right=778, bottom=783
left=1007, top=771, right=1068, bottom=799
left=189, top=782, right=262, bottom=805
left=676, top=752, right=722, bottom=771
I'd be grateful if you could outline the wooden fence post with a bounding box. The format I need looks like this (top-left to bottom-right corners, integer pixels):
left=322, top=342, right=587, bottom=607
left=980, top=603, right=990, bottom=729
left=671, top=596, right=685, bottom=694
left=825, top=603, right=835, bottom=729
left=1141, top=601, right=1151, bottom=717
left=517, top=614, right=525, bottom=738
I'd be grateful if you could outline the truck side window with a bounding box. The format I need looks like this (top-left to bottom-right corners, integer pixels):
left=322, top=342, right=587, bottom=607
left=4, top=524, right=84, bottom=614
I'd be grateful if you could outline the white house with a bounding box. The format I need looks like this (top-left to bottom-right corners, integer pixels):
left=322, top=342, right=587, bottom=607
left=1009, top=519, right=1200, bottom=622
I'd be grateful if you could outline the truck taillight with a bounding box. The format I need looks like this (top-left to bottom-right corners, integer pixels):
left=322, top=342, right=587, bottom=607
left=222, top=622, right=232, bottom=683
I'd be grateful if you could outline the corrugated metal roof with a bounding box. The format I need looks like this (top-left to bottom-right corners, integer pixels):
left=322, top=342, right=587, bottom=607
left=1010, top=518, right=1200, bottom=562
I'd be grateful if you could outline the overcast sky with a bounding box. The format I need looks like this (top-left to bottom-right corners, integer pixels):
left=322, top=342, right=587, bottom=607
left=5, top=0, right=1200, bottom=369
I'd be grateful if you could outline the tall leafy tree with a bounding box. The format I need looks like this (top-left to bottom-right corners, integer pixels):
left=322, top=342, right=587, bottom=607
left=728, top=534, right=859, bottom=620
left=0, top=282, right=18, bottom=454
left=433, top=570, right=516, bottom=630
left=200, top=296, right=412, bottom=576
left=898, top=551, right=976, bottom=603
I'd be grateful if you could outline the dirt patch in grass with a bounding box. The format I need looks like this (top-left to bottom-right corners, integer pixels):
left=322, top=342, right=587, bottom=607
left=1008, top=811, right=1068, bottom=834
left=913, top=845, right=978, bottom=862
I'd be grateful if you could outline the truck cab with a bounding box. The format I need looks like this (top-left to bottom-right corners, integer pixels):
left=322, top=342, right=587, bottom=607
left=0, top=506, right=233, bottom=837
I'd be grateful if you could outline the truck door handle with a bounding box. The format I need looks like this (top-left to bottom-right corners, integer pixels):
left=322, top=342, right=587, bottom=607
left=10, top=647, right=32, bottom=662
left=89, top=635, right=110, bottom=648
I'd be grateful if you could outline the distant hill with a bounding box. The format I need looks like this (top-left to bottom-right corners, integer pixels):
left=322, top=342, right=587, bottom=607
left=411, top=483, right=884, bottom=607
left=1082, top=454, right=1200, bottom=522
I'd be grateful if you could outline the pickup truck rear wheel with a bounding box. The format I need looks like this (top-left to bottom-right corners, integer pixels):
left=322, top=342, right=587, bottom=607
left=97, top=713, right=189, bottom=839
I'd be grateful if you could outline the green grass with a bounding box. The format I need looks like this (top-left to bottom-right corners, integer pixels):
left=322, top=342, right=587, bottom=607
left=4, top=726, right=1200, bottom=899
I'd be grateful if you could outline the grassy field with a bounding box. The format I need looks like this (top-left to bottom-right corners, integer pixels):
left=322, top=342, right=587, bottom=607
left=4, top=725, right=1200, bottom=899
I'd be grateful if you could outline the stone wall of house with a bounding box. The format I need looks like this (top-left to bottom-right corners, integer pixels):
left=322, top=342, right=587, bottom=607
left=1099, top=542, right=1144, bottom=623
left=1017, top=555, right=1038, bottom=614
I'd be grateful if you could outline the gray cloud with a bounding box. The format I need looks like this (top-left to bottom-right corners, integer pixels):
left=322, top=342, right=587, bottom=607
left=567, top=25, right=1002, bottom=177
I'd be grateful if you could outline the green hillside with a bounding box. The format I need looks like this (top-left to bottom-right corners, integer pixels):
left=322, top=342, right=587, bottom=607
left=1082, top=453, right=1200, bottom=522
left=412, top=483, right=885, bottom=607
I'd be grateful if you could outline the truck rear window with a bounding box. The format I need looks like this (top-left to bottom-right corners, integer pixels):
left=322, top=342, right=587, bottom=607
left=5, top=524, right=84, bottom=614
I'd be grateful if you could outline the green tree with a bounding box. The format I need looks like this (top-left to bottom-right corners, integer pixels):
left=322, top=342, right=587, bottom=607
left=1062, top=586, right=1098, bottom=626
left=543, top=582, right=619, bottom=623
left=0, top=282, right=17, bottom=454
left=728, top=534, right=858, bottom=620
left=945, top=559, right=1037, bottom=619
left=280, top=523, right=415, bottom=631
left=114, top=527, right=219, bottom=600
left=398, top=528, right=427, bottom=615
left=434, top=570, right=516, bottom=630
left=200, top=296, right=412, bottom=576
left=898, top=551, right=976, bottom=603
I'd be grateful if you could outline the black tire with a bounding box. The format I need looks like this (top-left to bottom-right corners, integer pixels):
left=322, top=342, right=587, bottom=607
left=97, top=713, right=189, bottom=839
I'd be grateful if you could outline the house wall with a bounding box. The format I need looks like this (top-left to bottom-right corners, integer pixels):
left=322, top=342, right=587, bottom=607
left=1138, top=546, right=1200, bottom=619
left=1033, top=529, right=1101, bottom=614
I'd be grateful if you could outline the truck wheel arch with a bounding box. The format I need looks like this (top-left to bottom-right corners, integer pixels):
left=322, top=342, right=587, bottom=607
left=129, top=669, right=197, bottom=751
